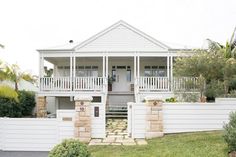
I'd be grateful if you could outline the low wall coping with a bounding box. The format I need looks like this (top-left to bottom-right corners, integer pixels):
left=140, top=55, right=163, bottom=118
left=144, top=96, right=163, bottom=101
left=74, top=95, right=93, bottom=101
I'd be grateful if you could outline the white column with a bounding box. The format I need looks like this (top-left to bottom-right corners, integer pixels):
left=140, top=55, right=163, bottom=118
left=73, top=56, right=76, bottom=77
left=134, top=55, right=137, bottom=84
left=137, top=55, right=140, bottom=79
left=102, top=56, right=105, bottom=93
left=39, top=54, right=44, bottom=91
left=137, top=55, right=140, bottom=101
left=170, top=55, right=173, bottom=91
left=102, top=56, right=105, bottom=78
left=134, top=55, right=137, bottom=99
left=105, top=55, right=109, bottom=86
left=167, top=55, right=170, bottom=91
left=70, top=55, right=73, bottom=91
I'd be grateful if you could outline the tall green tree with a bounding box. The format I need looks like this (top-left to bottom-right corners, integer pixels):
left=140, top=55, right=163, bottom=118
left=4, top=64, right=36, bottom=91
left=207, top=27, right=236, bottom=59
left=0, top=44, right=4, bottom=49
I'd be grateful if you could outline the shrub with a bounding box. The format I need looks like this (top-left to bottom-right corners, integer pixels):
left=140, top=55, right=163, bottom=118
left=49, top=139, right=90, bottom=157
left=165, top=97, right=177, bottom=103
left=18, top=90, right=35, bottom=116
left=0, top=85, right=18, bottom=101
left=0, top=97, right=22, bottom=117
left=205, top=80, right=225, bottom=99
left=223, top=112, right=236, bottom=152
left=0, top=90, right=36, bottom=117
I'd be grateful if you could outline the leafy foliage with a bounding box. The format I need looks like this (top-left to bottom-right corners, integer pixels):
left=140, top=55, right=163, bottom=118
left=49, top=139, right=90, bottom=157
left=0, top=85, right=18, bottom=101
left=0, top=97, right=22, bottom=117
left=165, top=97, right=177, bottom=102
left=18, top=90, right=36, bottom=116
left=223, top=112, right=236, bottom=152
left=0, top=90, right=36, bottom=117
left=1, top=63, right=36, bottom=91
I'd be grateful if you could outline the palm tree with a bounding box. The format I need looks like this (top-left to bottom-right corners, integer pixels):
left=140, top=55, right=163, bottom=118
left=4, top=64, right=36, bottom=91
left=207, top=27, right=236, bottom=59
left=0, top=44, right=4, bottom=49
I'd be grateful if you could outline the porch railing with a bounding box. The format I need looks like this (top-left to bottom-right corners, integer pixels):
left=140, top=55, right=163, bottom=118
left=139, top=77, right=169, bottom=91
left=173, top=77, right=200, bottom=91
left=40, top=77, right=71, bottom=91
left=74, top=77, right=104, bottom=90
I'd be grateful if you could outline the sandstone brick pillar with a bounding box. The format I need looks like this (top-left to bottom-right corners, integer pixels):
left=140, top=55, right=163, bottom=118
left=74, top=95, right=93, bottom=142
left=36, top=96, right=47, bottom=118
left=145, top=96, right=164, bottom=139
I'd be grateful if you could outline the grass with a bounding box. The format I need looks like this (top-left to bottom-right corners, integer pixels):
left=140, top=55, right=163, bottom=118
left=89, top=131, right=228, bottom=157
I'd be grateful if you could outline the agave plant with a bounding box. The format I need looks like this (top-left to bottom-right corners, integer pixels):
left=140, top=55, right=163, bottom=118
left=207, top=27, right=236, bottom=59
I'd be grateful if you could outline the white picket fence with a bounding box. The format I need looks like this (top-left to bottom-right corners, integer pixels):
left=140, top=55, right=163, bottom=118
left=0, top=103, right=105, bottom=151
left=128, top=99, right=236, bottom=138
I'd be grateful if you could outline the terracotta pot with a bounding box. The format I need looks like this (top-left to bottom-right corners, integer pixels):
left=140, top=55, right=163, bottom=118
left=108, top=84, right=112, bottom=91
left=229, top=151, right=236, bottom=157
left=199, top=96, right=206, bottom=103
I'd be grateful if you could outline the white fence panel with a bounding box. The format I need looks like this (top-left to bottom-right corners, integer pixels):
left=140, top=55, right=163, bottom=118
left=57, top=103, right=105, bottom=139
left=163, top=102, right=236, bottom=133
left=90, top=103, right=106, bottom=138
left=57, top=110, right=75, bottom=141
left=2, top=118, right=58, bottom=151
left=0, top=118, right=3, bottom=150
left=129, top=103, right=147, bottom=138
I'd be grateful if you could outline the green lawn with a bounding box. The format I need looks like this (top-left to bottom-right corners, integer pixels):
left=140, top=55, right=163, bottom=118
left=89, top=131, right=228, bottom=157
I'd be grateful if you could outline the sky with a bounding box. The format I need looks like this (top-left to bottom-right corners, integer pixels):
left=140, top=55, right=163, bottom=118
left=0, top=0, right=235, bottom=75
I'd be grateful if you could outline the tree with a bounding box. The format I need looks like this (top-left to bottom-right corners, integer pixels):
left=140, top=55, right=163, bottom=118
left=207, top=27, right=236, bottom=59
left=0, top=44, right=4, bottom=49
left=44, top=66, right=53, bottom=77
left=4, top=64, right=36, bottom=91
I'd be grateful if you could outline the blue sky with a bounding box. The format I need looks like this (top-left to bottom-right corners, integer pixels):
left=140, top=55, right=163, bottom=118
left=0, top=0, right=235, bottom=74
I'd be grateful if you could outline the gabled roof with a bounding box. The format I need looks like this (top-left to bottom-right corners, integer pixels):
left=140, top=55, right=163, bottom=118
left=37, top=20, right=172, bottom=52
left=73, top=20, right=171, bottom=51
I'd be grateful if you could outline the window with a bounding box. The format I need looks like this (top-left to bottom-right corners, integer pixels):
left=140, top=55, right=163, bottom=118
left=92, top=96, right=102, bottom=103
left=127, top=70, right=131, bottom=82
left=76, top=66, right=98, bottom=77
left=117, top=66, right=126, bottom=69
left=144, top=65, right=167, bottom=77
left=112, top=70, right=116, bottom=81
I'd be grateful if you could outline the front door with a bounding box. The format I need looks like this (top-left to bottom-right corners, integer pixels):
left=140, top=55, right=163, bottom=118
left=113, top=68, right=130, bottom=92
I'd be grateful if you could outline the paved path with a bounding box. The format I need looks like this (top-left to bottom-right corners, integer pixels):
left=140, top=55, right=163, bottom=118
left=0, top=151, right=48, bottom=157
left=100, top=118, right=147, bottom=145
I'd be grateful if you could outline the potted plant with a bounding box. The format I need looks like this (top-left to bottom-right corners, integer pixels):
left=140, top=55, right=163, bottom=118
left=108, top=75, right=113, bottom=91
left=223, top=112, right=236, bottom=157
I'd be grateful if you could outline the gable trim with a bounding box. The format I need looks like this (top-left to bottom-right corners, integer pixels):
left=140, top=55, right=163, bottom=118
left=74, top=20, right=170, bottom=51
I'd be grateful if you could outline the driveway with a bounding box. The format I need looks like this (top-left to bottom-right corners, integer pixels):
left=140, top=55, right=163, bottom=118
left=0, top=151, right=48, bottom=157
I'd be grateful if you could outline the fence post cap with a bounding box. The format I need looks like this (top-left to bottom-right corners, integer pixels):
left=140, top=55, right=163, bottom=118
left=74, top=95, right=93, bottom=101
left=144, top=96, right=163, bottom=101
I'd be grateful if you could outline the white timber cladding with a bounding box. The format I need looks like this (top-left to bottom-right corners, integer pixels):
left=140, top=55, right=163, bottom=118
left=163, top=102, right=236, bottom=133
left=75, top=21, right=169, bottom=52
left=0, top=118, right=58, bottom=151
left=0, top=105, right=105, bottom=151
left=128, top=103, right=147, bottom=138
left=128, top=100, right=236, bottom=139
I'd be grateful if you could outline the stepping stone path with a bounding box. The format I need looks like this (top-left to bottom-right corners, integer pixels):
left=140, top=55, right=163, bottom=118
left=89, top=136, right=148, bottom=146
left=89, top=118, right=147, bottom=145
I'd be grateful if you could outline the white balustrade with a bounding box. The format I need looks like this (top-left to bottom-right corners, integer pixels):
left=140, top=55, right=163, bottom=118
left=139, top=77, right=169, bottom=91
left=74, top=77, right=103, bottom=90
left=40, top=77, right=71, bottom=91
left=173, top=77, right=200, bottom=91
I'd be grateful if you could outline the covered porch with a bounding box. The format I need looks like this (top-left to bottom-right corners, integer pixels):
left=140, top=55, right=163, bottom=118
left=39, top=55, right=199, bottom=94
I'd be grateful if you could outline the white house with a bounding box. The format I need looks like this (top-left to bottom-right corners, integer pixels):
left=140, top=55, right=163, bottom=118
left=37, top=20, right=198, bottom=115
